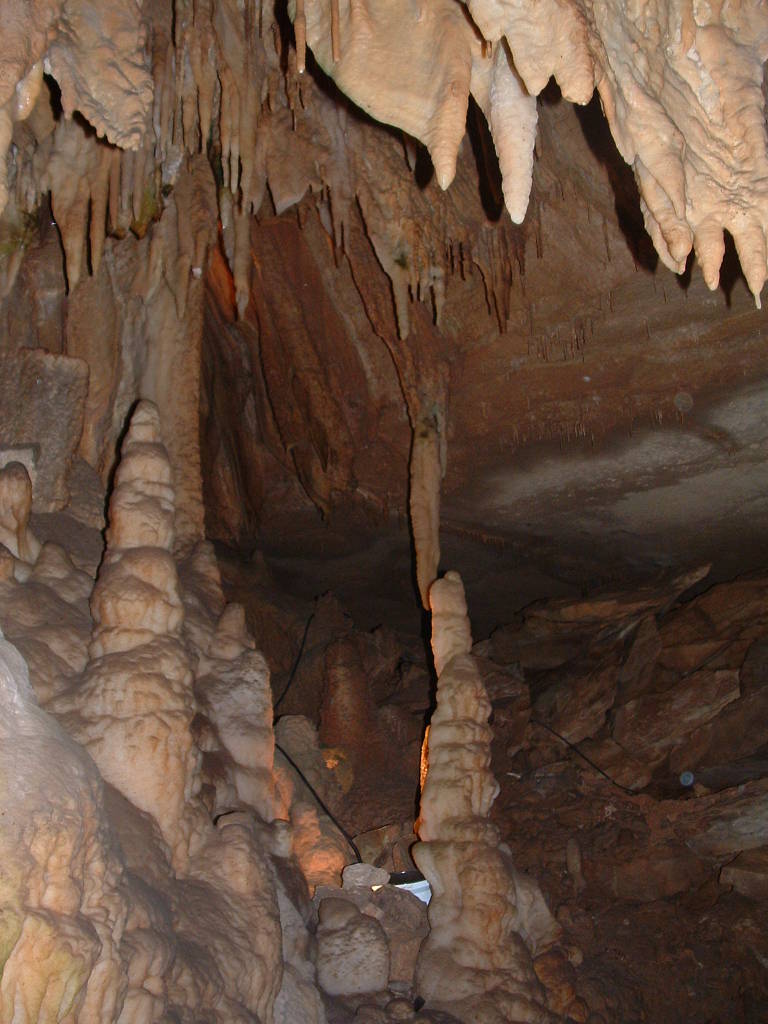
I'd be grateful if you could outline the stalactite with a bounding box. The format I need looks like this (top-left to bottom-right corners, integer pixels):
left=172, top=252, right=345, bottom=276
left=295, top=0, right=307, bottom=74
left=233, top=204, right=252, bottom=318
left=89, top=146, right=111, bottom=275
left=410, top=415, right=442, bottom=610
left=330, top=0, right=341, bottom=62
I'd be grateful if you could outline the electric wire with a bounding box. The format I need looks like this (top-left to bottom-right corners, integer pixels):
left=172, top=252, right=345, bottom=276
left=273, top=611, right=314, bottom=712
left=529, top=717, right=636, bottom=795
left=274, top=740, right=362, bottom=863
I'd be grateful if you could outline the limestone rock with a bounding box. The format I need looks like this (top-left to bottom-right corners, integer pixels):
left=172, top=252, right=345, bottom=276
left=613, top=670, right=741, bottom=760
left=720, top=847, right=768, bottom=901
left=0, top=348, right=88, bottom=512
left=275, top=714, right=352, bottom=889
left=316, top=896, right=390, bottom=996
left=535, top=662, right=617, bottom=746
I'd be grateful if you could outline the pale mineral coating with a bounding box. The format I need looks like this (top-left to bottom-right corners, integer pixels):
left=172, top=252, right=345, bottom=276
left=45, top=0, right=153, bottom=150
left=0, top=0, right=150, bottom=219
left=0, top=632, right=137, bottom=1024
left=0, top=630, right=287, bottom=1023
left=53, top=400, right=202, bottom=869
left=2, top=0, right=768, bottom=320
left=0, top=422, right=326, bottom=1024
left=414, top=570, right=564, bottom=1023
left=0, top=539, right=93, bottom=703
left=299, top=0, right=768, bottom=301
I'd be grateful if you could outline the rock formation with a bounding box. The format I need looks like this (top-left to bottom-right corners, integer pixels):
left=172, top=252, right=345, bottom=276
left=274, top=714, right=352, bottom=890
left=52, top=400, right=203, bottom=869
left=414, top=570, right=564, bottom=1023
left=297, top=0, right=768, bottom=302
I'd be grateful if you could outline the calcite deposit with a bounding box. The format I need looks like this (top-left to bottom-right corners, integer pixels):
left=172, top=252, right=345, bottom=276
left=52, top=401, right=203, bottom=869
left=414, top=571, right=565, bottom=1023
left=298, top=0, right=768, bottom=302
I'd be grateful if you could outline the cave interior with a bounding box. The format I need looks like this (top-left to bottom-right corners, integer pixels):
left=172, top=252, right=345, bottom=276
left=1, top=1, right=768, bottom=1022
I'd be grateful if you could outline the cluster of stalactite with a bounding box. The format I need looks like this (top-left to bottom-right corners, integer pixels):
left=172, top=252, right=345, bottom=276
left=0, top=0, right=526, bottom=337
left=296, top=0, right=768, bottom=306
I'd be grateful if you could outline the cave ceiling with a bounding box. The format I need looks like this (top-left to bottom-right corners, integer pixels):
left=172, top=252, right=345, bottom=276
left=1, top=0, right=768, bottom=623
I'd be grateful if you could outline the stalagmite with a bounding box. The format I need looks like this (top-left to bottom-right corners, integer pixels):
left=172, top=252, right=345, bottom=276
left=413, top=571, right=563, bottom=1023
left=52, top=401, right=202, bottom=869
left=0, top=633, right=130, bottom=1024
left=196, top=601, right=276, bottom=822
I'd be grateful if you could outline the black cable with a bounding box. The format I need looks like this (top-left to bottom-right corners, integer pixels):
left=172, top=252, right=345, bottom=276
left=529, top=717, right=636, bottom=795
left=272, top=610, right=362, bottom=863
left=274, top=740, right=362, bottom=863
left=273, top=612, right=315, bottom=713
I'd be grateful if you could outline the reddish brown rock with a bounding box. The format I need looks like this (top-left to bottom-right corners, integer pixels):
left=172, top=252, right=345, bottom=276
left=612, top=670, right=741, bottom=760
left=720, top=847, right=768, bottom=900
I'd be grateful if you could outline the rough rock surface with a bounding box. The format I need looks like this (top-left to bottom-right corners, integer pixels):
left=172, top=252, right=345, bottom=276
left=316, top=897, right=390, bottom=997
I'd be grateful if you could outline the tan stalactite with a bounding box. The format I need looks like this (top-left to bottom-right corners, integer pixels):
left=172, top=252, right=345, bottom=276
left=295, top=0, right=307, bottom=74
left=234, top=203, right=252, bottom=319
left=330, top=0, right=341, bottom=62
left=4, top=0, right=768, bottom=313
left=89, top=145, right=113, bottom=276
left=298, top=0, right=476, bottom=192
left=0, top=106, right=13, bottom=217
left=293, top=0, right=768, bottom=305
left=0, top=61, right=44, bottom=218
left=410, top=414, right=442, bottom=610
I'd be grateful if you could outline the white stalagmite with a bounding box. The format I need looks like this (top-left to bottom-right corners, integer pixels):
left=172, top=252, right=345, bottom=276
left=414, top=571, right=563, bottom=1023
left=53, top=401, right=203, bottom=870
